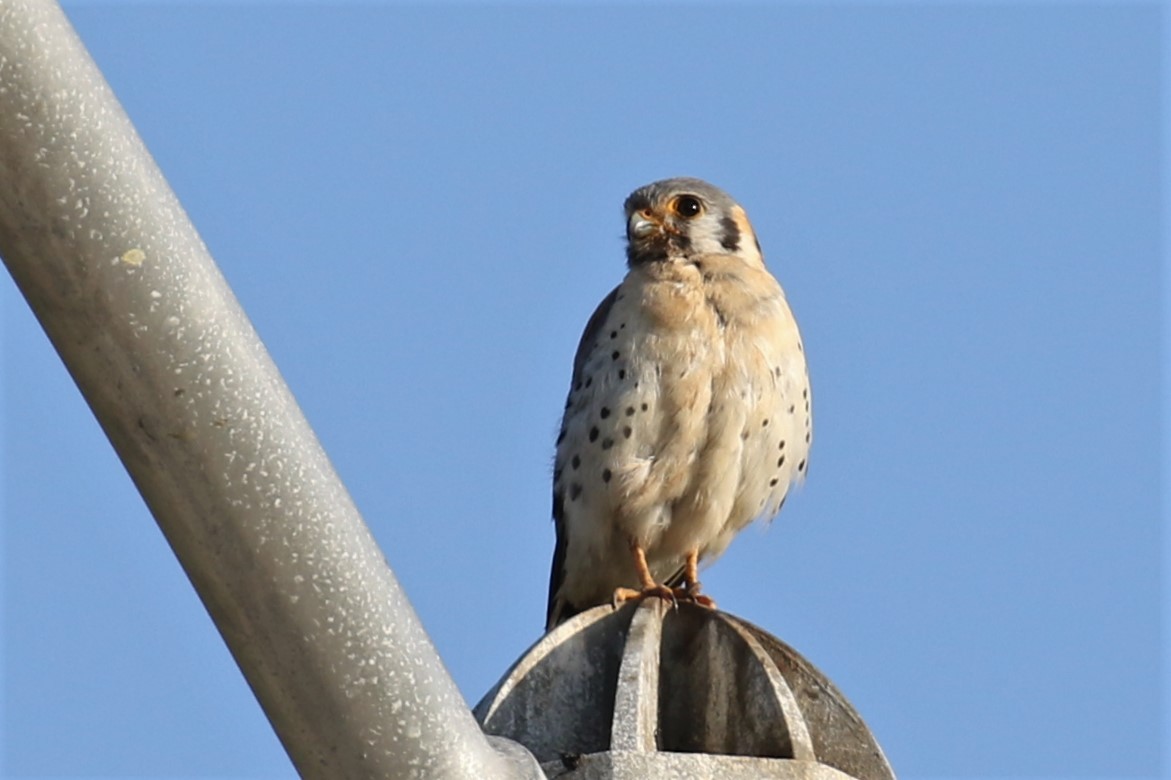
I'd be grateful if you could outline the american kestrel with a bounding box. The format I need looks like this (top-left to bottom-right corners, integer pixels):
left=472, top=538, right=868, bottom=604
left=545, top=178, right=812, bottom=629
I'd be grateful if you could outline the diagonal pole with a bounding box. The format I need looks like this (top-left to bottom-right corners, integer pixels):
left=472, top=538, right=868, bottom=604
left=0, top=3, right=537, bottom=777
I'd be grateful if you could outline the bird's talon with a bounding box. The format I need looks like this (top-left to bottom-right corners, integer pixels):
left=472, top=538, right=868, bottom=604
left=692, top=593, right=717, bottom=609
left=611, top=584, right=678, bottom=610
left=611, top=587, right=641, bottom=609
left=671, top=585, right=717, bottom=610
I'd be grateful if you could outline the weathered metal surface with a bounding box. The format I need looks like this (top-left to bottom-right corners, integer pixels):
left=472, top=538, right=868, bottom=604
left=0, top=3, right=539, bottom=777
left=476, top=600, right=894, bottom=780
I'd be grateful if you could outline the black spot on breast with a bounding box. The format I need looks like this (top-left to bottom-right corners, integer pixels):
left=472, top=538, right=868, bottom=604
left=805, top=432, right=811, bottom=443
left=610, top=331, right=617, bottom=339
left=570, top=483, right=582, bottom=500
left=798, top=459, right=806, bottom=472
left=612, top=351, right=621, bottom=361
left=641, top=403, right=649, bottom=411
left=602, top=468, right=612, bottom=483
left=589, top=427, right=599, bottom=442
left=777, top=455, right=785, bottom=468
left=618, top=369, right=626, bottom=380
left=600, top=407, right=611, bottom=419
left=602, top=438, right=614, bottom=450
left=779, top=440, right=786, bottom=450
left=584, top=377, right=592, bottom=389
left=626, top=406, right=636, bottom=416
left=571, top=454, right=580, bottom=470
left=769, top=478, right=779, bottom=487
left=622, top=426, right=632, bottom=439
left=762, top=419, right=769, bottom=427
left=719, top=216, right=741, bottom=251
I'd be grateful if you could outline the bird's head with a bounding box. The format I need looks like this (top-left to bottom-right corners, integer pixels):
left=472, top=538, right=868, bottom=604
left=623, top=177, right=763, bottom=269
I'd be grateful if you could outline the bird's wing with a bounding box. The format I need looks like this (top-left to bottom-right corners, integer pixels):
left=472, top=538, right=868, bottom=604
left=570, top=285, right=622, bottom=385
left=545, top=285, right=622, bottom=629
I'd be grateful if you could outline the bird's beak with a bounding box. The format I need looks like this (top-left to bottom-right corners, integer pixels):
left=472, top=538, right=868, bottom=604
left=628, top=208, right=662, bottom=240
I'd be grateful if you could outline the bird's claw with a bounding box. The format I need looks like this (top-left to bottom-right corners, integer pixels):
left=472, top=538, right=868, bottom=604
left=678, top=590, right=717, bottom=609
left=611, top=584, right=677, bottom=610
left=673, top=583, right=717, bottom=610
left=611, top=584, right=717, bottom=611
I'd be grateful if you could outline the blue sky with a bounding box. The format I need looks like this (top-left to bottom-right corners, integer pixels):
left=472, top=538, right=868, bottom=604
left=1, top=3, right=1163, bottom=778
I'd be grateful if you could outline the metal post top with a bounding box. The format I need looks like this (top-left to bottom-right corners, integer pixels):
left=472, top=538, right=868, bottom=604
left=476, top=600, right=895, bottom=780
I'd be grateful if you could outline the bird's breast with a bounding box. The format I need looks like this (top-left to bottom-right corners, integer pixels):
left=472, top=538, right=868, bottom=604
left=556, top=262, right=810, bottom=550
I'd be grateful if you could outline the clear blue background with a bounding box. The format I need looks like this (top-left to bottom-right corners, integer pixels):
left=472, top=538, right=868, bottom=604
left=1, top=3, right=1163, bottom=778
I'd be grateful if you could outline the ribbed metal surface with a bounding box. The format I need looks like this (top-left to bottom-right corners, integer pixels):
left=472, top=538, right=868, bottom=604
left=476, top=600, right=895, bottom=780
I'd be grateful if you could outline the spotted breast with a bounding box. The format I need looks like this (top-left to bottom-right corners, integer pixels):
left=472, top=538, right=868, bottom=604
left=546, top=178, right=811, bottom=630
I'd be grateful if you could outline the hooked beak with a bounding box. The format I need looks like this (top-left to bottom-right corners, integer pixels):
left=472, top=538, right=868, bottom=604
left=628, top=208, right=662, bottom=240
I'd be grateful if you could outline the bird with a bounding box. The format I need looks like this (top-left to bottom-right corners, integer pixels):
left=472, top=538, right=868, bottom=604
left=545, top=177, right=812, bottom=630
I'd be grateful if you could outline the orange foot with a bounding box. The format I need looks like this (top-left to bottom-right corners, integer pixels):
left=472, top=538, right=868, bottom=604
left=612, top=584, right=677, bottom=609
left=673, top=583, right=717, bottom=610
left=609, top=584, right=716, bottom=610
left=614, top=541, right=718, bottom=611
left=675, top=549, right=717, bottom=608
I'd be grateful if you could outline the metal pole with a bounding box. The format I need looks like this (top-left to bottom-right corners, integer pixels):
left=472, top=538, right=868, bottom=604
left=0, top=3, right=537, bottom=778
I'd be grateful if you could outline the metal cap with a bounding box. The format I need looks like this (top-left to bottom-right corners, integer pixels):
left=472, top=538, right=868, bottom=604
left=475, top=599, right=895, bottom=780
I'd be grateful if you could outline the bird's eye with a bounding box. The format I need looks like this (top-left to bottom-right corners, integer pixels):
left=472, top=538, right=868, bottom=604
left=672, top=195, right=703, bottom=218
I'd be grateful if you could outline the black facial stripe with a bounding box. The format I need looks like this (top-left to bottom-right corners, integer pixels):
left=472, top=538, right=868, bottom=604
left=627, top=244, right=668, bottom=266
left=719, top=216, right=741, bottom=251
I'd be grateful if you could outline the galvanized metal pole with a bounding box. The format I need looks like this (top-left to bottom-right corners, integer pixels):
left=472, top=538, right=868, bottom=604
left=0, top=3, right=538, bottom=778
